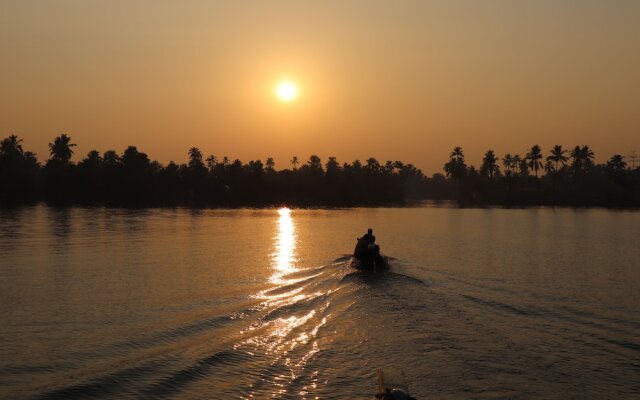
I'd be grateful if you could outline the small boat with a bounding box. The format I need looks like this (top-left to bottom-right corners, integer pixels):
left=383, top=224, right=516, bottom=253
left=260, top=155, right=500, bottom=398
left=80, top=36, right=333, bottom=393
left=375, top=368, right=416, bottom=399
left=352, top=238, right=387, bottom=271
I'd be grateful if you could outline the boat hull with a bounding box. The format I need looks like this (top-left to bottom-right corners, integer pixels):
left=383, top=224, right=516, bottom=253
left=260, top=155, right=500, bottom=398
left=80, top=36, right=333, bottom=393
left=351, top=254, right=387, bottom=271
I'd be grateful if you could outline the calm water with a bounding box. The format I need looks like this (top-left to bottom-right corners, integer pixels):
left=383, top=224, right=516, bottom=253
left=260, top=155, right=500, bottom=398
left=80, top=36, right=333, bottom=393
left=0, top=205, right=639, bottom=399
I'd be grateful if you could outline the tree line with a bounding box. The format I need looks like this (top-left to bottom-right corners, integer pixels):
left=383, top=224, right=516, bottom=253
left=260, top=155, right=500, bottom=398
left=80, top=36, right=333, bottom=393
left=1, top=135, right=638, bottom=207
left=443, top=145, right=639, bottom=207
left=0, top=134, right=438, bottom=206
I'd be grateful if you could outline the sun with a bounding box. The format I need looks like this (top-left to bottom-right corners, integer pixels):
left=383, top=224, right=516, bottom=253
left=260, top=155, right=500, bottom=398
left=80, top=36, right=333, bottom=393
left=275, top=81, right=299, bottom=102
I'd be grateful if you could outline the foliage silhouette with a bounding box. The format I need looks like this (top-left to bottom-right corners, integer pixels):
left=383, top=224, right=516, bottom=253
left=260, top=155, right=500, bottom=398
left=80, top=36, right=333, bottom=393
left=0, top=135, right=638, bottom=207
left=440, top=145, right=639, bottom=207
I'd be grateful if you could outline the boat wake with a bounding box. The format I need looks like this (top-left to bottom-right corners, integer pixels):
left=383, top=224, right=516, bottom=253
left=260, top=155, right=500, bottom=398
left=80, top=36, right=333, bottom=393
left=22, top=255, right=429, bottom=400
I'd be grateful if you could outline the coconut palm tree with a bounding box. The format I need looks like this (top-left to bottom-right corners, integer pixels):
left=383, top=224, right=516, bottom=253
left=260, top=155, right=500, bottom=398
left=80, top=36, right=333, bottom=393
left=546, top=145, right=568, bottom=173
left=48, top=134, right=76, bottom=163
left=502, top=153, right=514, bottom=176
left=480, top=150, right=500, bottom=179
left=103, top=150, right=120, bottom=167
left=450, top=146, right=464, bottom=161
left=544, top=160, right=555, bottom=176
left=188, top=147, right=204, bottom=169
left=0, top=134, right=24, bottom=157
left=265, top=157, right=275, bottom=173
left=570, top=145, right=595, bottom=173
left=606, top=154, right=626, bottom=173
left=526, top=145, right=543, bottom=177
left=82, top=150, right=102, bottom=166
left=516, top=155, right=529, bottom=177
left=307, top=155, right=322, bottom=170
left=325, top=157, right=340, bottom=177
left=384, top=160, right=394, bottom=174
left=205, top=155, right=217, bottom=172
left=365, top=157, right=381, bottom=173
left=444, top=146, right=467, bottom=180
left=291, top=156, right=299, bottom=170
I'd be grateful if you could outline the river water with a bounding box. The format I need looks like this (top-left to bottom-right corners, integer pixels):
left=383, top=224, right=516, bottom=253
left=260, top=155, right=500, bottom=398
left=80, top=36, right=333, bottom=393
left=0, top=205, right=639, bottom=399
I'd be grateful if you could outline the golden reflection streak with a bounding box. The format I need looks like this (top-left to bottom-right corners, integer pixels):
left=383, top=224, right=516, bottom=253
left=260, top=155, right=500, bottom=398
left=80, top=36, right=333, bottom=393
left=271, top=207, right=298, bottom=284
left=239, top=208, right=330, bottom=398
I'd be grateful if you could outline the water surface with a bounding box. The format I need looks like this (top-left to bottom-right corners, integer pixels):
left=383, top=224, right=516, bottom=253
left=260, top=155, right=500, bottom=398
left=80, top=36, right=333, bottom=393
left=1, top=205, right=639, bottom=399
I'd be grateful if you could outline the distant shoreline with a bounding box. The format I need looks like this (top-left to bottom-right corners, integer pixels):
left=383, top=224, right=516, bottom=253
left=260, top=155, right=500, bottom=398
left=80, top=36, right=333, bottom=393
left=1, top=135, right=638, bottom=208
left=2, top=200, right=639, bottom=211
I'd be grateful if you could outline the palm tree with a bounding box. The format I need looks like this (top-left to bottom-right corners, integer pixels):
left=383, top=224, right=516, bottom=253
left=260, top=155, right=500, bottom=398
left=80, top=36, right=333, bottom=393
left=480, top=150, right=500, bottom=179
left=365, top=157, right=381, bottom=173
left=450, top=146, right=464, bottom=161
left=384, top=160, right=394, bottom=174
left=103, top=150, right=120, bottom=167
left=570, top=145, right=595, bottom=174
left=546, top=145, right=568, bottom=173
left=188, top=147, right=204, bottom=169
left=325, top=156, right=340, bottom=172
left=515, top=155, right=528, bottom=177
left=265, top=157, right=275, bottom=173
left=606, top=154, right=626, bottom=173
left=444, top=146, right=467, bottom=180
left=0, top=134, right=24, bottom=157
left=205, top=155, right=217, bottom=172
left=291, top=156, right=299, bottom=170
left=582, top=145, right=595, bottom=166
left=307, top=155, right=322, bottom=170
left=526, top=145, right=543, bottom=177
left=502, top=154, right=513, bottom=176
left=544, top=160, right=555, bottom=176
left=82, top=150, right=102, bottom=165
left=48, top=134, right=76, bottom=163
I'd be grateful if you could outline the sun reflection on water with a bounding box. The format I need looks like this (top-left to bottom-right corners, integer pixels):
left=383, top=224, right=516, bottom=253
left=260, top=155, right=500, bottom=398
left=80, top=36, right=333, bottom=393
left=237, top=207, right=329, bottom=398
left=271, top=207, right=298, bottom=284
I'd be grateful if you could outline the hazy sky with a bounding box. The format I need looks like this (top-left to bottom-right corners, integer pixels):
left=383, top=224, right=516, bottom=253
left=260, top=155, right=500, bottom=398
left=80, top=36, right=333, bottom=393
left=1, top=0, right=639, bottom=174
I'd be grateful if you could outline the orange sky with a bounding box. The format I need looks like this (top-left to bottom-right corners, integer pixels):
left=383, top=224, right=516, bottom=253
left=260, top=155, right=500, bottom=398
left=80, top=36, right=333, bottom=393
left=1, top=1, right=639, bottom=174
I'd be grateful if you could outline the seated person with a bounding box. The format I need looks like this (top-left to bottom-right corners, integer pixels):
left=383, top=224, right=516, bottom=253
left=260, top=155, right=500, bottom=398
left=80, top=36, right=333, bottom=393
left=359, top=228, right=376, bottom=244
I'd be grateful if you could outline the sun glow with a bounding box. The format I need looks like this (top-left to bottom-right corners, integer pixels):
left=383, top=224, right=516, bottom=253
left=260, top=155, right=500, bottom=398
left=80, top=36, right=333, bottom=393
left=275, top=81, right=299, bottom=102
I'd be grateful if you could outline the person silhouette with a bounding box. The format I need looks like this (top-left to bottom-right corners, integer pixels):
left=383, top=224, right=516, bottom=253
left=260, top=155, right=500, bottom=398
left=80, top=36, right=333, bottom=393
left=360, top=228, right=376, bottom=244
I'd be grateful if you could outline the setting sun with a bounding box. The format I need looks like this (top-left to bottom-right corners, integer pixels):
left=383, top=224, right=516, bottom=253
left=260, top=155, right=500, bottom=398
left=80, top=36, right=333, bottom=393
left=275, top=81, right=298, bottom=102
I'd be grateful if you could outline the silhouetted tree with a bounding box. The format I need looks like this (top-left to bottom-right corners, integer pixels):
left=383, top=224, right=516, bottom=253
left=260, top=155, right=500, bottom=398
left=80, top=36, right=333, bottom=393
left=0, top=135, right=39, bottom=203
left=365, top=158, right=381, bottom=174
left=502, top=154, right=514, bottom=177
left=544, top=160, right=555, bottom=175
left=547, top=145, right=568, bottom=173
left=526, top=145, right=543, bottom=178
left=480, top=150, right=500, bottom=179
left=49, top=134, right=76, bottom=163
left=443, top=146, right=467, bottom=180
left=325, top=157, right=340, bottom=175
left=188, top=147, right=204, bottom=170
left=307, top=155, right=322, bottom=171
left=103, top=150, right=120, bottom=166
left=265, top=157, right=275, bottom=173
left=206, top=155, right=217, bottom=173
left=570, top=145, right=595, bottom=175
left=517, top=155, right=529, bottom=177
left=1, top=135, right=24, bottom=157
left=607, top=154, right=626, bottom=172
left=2, top=136, right=639, bottom=208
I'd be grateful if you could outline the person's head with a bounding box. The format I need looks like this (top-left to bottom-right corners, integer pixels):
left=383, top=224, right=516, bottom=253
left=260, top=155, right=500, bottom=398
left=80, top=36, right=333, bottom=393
left=368, top=228, right=373, bottom=234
